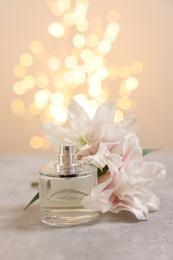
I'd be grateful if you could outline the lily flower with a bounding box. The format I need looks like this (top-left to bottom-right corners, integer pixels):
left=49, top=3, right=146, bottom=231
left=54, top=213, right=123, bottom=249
left=43, top=100, right=138, bottom=158
left=81, top=135, right=166, bottom=220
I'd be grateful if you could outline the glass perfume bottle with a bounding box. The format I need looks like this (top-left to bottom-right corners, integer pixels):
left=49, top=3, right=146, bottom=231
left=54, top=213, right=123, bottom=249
left=39, top=145, right=99, bottom=227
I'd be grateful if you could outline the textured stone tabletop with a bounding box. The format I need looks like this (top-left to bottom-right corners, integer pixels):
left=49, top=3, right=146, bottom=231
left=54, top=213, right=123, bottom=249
left=0, top=153, right=172, bottom=260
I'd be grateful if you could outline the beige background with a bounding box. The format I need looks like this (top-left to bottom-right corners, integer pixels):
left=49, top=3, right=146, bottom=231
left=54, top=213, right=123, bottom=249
left=1, top=0, right=173, bottom=154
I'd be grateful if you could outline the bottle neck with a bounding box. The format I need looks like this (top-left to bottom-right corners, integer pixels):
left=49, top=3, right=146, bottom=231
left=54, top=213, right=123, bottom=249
left=55, top=162, right=81, bottom=175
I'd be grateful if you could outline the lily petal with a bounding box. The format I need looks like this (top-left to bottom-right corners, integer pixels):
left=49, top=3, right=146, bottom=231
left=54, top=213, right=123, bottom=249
left=119, top=116, right=139, bottom=133
left=68, top=100, right=90, bottom=134
left=122, top=135, right=142, bottom=172
left=42, top=122, right=72, bottom=149
left=88, top=101, right=115, bottom=141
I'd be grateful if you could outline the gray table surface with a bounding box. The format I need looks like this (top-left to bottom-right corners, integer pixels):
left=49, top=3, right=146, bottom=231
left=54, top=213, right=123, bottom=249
left=0, top=152, right=172, bottom=260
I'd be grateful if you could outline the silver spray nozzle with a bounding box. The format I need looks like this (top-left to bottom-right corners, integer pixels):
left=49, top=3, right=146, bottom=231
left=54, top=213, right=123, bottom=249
left=58, top=145, right=76, bottom=165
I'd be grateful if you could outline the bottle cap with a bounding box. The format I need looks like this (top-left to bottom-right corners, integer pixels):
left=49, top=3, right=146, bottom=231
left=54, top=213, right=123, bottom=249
left=58, top=145, right=76, bottom=165
left=56, top=145, right=78, bottom=175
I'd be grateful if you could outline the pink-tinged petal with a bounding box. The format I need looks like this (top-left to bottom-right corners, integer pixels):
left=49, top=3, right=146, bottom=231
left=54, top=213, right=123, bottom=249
left=137, top=161, right=166, bottom=187
left=122, top=135, right=143, bottom=172
left=109, top=192, right=150, bottom=220
left=99, top=171, right=111, bottom=184
left=110, top=204, right=149, bottom=220
left=77, top=142, right=99, bottom=157
left=68, top=100, right=90, bottom=133
left=82, top=187, right=115, bottom=213
left=42, top=122, right=72, bottom=149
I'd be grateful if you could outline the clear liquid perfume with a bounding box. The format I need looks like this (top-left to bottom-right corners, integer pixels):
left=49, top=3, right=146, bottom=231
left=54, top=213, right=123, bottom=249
left=39, top=145, right=99, bottom=227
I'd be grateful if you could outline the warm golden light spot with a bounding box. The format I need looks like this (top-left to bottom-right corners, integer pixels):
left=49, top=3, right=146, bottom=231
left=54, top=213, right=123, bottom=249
left=108, top=66, right=119, bottom=79
left=48, top=22, right=65, bottom=38
left=83, top=60, right=96, bottom=74
left=104, top=33, right=116, bottom=43
left=68, top=83, right=78, bottom=89
left=93, top=56, right=103, bottom=67
left=73, top=93, right=88, bottom=106
left=104, top=22, right=120, bottom=43
left=30, top=136, right=43, bottom=149
left=13, top=65, right=27, bottom=78
left=131, top=60, right=143, bottom=74
left=51, top=4, right=62, bottom=16
left=85, top=99, right=98, bottom=118
left=106, top=22, right=120, bottom=36
left=63, top=12, right=75, bottom=27
left=36, top=74, right=49, bottom=88
left=118, top=97, right=132, bottom=110
left=73, top=66, right=86, bottom=84
left=29, top=103, right=41, bottom=115
left=65, top=55, right=77, bottom=69
left=53, top=75, right=66, bottom=89
left=125, top=77, right=139, bottom=90
left=59, top=0, right=71, bottom=10
left=13, top=82, right=26, bottom=95
left=114, top=109, right=124, bottom=123
left=95, top=67, right=109, bottom=80
left=107, top=9, right=120, bottom=22
left=51, top=0, right=71, bottom=15
left=12, top=1, right=142, bottom=150
left=19, top=53, right=33, bottom=67
left=87, top=75, right=101, bottom=87
left=74, top=3, right=88, bottom=20
left=22, top=76, right=35, bottom=89
left=30, top=41, right=44, bottom=54
left=11, top=99, right=25, bottom=114
left=86, top=34, right=99, bottom=48
left=73, top=34, right=86, bottom=48
left=34, top=89, right=51, bottom=108
left=51, top=92, right=64, bottom=104
left=98, top=40, right=111, bottom=54
left=42, top=137, right=51, bottom=150
left=43, top=107, right=53, bottom=120
left=48, top=57, right=61, bottom=71
left=119, top=83, right=132, bottom=97
left=88, top=85, right=102, bottom=98
left=87, top=76, right=102, bottom=96
left=49, top=105, right=68, bottom=123
left=102, top=89, right=109, bottom=100
left=127, top=101, right=136, bottom=112
left=76, top=19, right=89, bottom=32
left=81, top=49, right=93, bottom=61
left=64, top=70, right=74, bottom=83
left=119, top=65, right=132, bottom=78
left=89, top=99, right=98, bottom=109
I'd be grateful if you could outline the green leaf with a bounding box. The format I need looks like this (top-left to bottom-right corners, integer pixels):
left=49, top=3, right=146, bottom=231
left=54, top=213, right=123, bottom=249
left=142, top=148, right=160, bottom=156
left=24, top=192, right=39, bottom=210
left=97, top=165, right=109, bottom=177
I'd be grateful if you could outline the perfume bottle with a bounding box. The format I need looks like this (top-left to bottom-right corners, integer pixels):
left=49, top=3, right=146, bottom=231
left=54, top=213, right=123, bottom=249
left=39, top=145, right=99, bottom=227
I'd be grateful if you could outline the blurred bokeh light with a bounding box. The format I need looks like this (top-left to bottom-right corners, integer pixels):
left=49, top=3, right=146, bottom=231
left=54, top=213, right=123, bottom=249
left=11, top=0, right=143, bottom=150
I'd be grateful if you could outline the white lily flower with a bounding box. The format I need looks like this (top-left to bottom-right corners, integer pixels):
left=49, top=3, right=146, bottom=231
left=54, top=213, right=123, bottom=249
left=43, top=100, right=115, bottom=156
left=82, top=135, right=166, bottom=220
left=43, top=99, right=138, bottom=159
